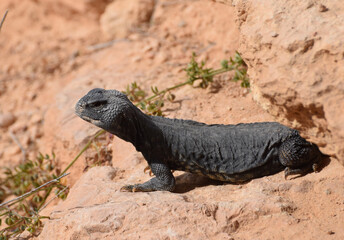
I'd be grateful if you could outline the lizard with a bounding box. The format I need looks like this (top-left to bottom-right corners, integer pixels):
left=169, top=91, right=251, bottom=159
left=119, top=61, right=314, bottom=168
left=75, top=88, right=324, bottom=192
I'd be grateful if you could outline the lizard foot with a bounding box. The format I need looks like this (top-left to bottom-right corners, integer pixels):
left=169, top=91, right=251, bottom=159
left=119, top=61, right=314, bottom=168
left=121, top=163, right=175, bottom=192
left=284, top=163, right=318, bottom=180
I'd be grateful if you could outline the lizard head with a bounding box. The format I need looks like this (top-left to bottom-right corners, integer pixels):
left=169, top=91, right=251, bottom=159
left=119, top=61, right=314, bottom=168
left=75, top=88, right=136, bottom=135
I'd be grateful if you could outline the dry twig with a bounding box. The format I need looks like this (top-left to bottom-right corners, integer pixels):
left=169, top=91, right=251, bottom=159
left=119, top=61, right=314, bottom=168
left=9, top=130, right=27, bottom=163
left=0, top=10, right=8, bottom=32
left=38, top=185, right=69, bottom=213
left=0, top=173, right=70, bottom=208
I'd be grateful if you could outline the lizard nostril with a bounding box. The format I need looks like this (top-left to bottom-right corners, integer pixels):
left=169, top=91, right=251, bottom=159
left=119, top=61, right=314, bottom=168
left=75, top=101, right=86, bottom=113
left=80, top=101, right=87, bottom=108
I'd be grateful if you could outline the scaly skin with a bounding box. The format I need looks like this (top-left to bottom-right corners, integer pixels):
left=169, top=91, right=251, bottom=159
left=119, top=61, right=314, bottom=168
left=75, top=88, right=323, bottom=192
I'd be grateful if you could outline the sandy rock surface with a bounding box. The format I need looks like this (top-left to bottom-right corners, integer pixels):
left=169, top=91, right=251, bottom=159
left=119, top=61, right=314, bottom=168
left=0, top=0, right=343, bottom=239
left=39, top=163, right=344, bottom=240
left=227, top=0, right=344, bottom=163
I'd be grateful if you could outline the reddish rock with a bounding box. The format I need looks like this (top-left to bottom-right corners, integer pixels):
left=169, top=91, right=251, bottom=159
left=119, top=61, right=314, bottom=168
left=100, top=0, right=155, bottom=38
left=227, top=0, right=344, bottom=163
left=39, top=162, right=344, bottom=240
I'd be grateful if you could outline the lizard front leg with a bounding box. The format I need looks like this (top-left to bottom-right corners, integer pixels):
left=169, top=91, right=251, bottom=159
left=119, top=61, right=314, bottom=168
left=120, top=162, right=175, bottom=192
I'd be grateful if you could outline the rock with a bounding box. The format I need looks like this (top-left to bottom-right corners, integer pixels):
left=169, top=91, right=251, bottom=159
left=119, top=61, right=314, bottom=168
left=0, top=113, right=16, bottom=128
left=38, top=167, right=300, bottom=240
left=39, top=164, right=344, bottom=239
left=100, top=0, right=155, bottom=38
left=226, top=0, right=344, bottom=164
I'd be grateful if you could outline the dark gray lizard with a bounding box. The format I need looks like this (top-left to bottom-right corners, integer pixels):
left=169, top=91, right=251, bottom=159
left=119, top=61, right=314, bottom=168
left=75, top=88, right=323, bottom=192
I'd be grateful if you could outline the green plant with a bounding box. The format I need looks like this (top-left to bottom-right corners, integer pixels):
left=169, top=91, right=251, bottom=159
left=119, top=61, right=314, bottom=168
left=124, top=52, right=249, bottom=116
left=228, top=51, right=250, bottom=88
left=0, top=153, right=69, bottom=238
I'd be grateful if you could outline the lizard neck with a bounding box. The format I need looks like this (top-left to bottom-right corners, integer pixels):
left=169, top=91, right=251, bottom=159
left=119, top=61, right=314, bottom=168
left=106, top=105, right=164, bottom=153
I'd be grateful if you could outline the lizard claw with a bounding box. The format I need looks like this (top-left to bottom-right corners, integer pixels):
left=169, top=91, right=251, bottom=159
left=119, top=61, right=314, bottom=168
left=312, top=163, right=319, bottom=173
left=120, top=184, right=137, bottom=192
left=143, top=165, right=154, bottom=176
left=120, top=184, right=153, bottom=192
left=284, top=167, right=291, bottom=180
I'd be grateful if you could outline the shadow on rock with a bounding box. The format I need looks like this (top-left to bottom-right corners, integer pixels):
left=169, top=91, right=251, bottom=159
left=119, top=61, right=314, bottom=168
left=288, top=154, right=331, bottom=180
left=174, top=173, right=224, bottom=193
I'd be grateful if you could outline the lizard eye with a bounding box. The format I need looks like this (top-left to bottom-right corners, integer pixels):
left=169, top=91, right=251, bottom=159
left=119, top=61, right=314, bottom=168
left=87, top=100, right=107, bottom=108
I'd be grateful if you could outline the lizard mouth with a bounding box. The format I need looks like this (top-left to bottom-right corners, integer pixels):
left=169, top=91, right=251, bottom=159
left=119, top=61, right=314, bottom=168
left=75, top=108, right=102, bottom=125
left=79, top=115, right=102, bottom=125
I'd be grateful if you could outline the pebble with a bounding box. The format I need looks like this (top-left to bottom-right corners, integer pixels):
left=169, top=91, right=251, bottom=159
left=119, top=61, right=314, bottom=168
left=271, top=32, right=279, bottom=37
left=178, top=20, right=187, bottom=28
left=30, top=113, right=42, bottom=124
left=318, top=4, right=328, bottom=12
left=0, top=112, right=16, bottom=128
left=155, top=52, right=169, bottom=63
left=26, top=91, right=37, bottom=101
left=132, top=56, right=142, bottom=63
left=142, top=45, right=153, bottom=53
